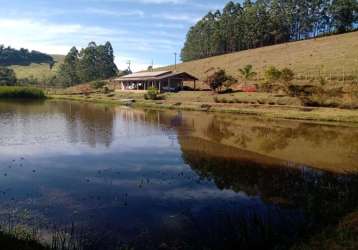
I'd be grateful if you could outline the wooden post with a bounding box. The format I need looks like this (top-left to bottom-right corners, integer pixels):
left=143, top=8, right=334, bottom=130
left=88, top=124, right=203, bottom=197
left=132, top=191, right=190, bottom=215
left=194, top=80, right=196, bottom=90
left=159, top=81, right=161, bottom=92
left=343, top=67, right=345, bottom=83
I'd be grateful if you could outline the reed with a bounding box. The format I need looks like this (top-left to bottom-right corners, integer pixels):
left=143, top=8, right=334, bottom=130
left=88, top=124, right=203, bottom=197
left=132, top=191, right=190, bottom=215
left=0, top=86, right=46, bottom=99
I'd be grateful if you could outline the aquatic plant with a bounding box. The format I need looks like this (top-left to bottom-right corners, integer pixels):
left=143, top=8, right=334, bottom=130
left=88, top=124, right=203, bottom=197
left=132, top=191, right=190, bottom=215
left=0, top=86, right=45, bottom=99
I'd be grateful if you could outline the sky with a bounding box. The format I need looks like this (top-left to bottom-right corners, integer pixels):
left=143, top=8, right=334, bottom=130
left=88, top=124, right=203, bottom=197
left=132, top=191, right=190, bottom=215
left=0, top=0, right=230, bottom=72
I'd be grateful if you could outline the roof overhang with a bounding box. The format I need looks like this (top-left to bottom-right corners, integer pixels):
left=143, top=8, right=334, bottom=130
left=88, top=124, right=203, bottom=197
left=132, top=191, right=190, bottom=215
left=115, top=71, right=198, bottom=82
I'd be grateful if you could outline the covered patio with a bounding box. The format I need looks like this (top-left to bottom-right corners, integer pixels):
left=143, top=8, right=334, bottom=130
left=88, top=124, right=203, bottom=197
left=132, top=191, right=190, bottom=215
left=114, top=70, right=198, bottom=92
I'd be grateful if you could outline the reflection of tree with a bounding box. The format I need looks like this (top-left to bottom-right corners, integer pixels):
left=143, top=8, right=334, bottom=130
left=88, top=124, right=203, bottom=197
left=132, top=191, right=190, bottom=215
left=179, top=136, right=358, bottom=227
left=205, top=116, right=235, bottom=143
left=58, top=102, right=115, bottom=147
left=251, top=123, right=341, bottom=153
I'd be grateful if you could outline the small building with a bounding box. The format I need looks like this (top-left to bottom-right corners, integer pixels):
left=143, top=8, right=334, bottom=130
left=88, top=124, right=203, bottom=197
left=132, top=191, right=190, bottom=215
left=114, top=70, right=198, bottom=92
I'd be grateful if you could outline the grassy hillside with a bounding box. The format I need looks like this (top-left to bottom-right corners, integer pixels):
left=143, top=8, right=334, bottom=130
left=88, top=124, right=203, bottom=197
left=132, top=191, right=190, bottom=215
left=9, top=54, right=65, bottom=80
left=157, top=32, right=358, bottom=88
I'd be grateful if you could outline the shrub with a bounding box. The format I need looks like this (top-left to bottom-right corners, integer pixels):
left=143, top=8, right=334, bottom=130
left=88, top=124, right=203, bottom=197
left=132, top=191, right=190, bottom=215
left=280, top=68, right=294, bottom=84
left=239, top=64, right=257, bottom=86
left=144, top=87, right=159, bottom=100
left=264, top=66, right=282, bottom=84
left=206, top=69, right=235, bottom=92
left=91, top=81, right=106, bottom=89
left=319, top=76, right=327, bottom=87
left=0, top=86, right=45, bottom=99
left=0, top=67, right=17, bottom=86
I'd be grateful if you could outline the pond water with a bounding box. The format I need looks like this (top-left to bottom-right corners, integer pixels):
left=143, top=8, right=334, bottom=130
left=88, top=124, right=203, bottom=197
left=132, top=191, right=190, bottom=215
left=0, top=100, right=357, bottom=250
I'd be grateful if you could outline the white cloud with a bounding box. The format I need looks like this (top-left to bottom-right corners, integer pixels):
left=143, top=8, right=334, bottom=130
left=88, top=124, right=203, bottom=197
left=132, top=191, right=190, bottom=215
left=84, top=8, right=144, bottom=17
left=153, top=13, right=201, bottom=23
left=90, top=0, right=189, bottom=4
left=0, top=18, right=121, bottom=54
left=115, top=55, right=164, bottom=72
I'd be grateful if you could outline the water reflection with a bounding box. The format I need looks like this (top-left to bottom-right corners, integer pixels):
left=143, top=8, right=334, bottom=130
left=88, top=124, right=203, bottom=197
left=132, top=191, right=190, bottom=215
left=0, top=100, right=357, bottom=250
left=0, top=100, right=115, bottom=148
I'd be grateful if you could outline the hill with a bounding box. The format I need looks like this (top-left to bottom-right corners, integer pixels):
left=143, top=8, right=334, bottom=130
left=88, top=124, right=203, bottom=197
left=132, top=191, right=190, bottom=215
left=156, top=31, right=358, bottom=88
left=9, top=54, right=65, bottom=80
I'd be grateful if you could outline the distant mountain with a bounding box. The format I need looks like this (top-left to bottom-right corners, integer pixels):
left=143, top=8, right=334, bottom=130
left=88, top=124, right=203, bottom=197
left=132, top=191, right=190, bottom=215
left=0, top=45, right=54, bottom=66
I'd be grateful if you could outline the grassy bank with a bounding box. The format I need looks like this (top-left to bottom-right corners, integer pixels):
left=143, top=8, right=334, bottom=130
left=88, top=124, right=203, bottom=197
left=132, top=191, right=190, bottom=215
left=50, top=91, right=358, bottom=124
left=156, top=31, right=358, bottom=88
left=0, top=232, right=48, bottom=250
left=0, top=86, right=46, bottom=99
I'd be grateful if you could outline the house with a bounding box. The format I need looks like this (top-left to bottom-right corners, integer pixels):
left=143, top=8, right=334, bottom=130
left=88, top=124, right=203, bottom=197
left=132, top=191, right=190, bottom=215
left=114, top=70, right=198, bottom=92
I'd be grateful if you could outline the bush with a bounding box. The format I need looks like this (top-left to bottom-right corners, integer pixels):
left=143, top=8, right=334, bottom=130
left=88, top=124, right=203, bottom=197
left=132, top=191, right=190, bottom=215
left=0, top=86, right=45, bottom=99
left=281, top=68, right=294, bottom=84
left=0, top=67, right=17, bottom=86
left=264, top=66, right=282, bottom=84
left=91, top=81, right=106, bottom=89
left=144, top=87, right=159, bottom=100
left=206, top=69, right=235, bottom=92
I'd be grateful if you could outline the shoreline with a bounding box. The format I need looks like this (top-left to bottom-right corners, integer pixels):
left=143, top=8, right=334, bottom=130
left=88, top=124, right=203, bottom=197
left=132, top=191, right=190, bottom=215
left=49, top=93, right=358, bottom=124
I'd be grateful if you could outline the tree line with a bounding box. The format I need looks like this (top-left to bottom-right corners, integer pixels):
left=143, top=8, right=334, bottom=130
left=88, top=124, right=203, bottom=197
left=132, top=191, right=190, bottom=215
left=0, top=45, right=54, bottom=66
left=181, top=0, right=358, bottom=62
left=56, top=41, right=118, bottom=87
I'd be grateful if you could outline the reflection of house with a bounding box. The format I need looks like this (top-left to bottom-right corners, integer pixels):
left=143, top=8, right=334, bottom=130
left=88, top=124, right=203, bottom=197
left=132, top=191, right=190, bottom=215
left=114, top=70, right=198, bottom=92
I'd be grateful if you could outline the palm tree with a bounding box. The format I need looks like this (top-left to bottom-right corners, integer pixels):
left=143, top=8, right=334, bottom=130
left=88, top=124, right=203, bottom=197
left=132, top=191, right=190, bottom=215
left=239, top=64, right=257, bottom=86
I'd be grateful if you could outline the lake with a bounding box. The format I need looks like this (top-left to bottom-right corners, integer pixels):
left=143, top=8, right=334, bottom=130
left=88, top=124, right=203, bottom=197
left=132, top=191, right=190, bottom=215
left=0, top=100, right=357, bottom=250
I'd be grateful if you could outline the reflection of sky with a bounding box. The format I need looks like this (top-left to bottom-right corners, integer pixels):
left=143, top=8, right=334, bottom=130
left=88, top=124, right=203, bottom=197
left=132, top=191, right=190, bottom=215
left=0, top=101, right=303, bottom=246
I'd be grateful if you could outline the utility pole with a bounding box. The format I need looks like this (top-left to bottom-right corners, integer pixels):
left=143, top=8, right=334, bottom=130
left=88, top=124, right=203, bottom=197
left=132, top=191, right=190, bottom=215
left=174, top=52, right=177, bottom=71
left=126, top=60, right=131, bottom=73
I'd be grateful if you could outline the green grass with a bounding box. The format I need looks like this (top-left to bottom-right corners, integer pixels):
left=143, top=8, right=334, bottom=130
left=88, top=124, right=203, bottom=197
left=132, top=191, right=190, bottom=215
left=9, top=55, right=65, bottom=80
left=0, top=86, right=46, bottom=99
left=0, top=232, right=48, bottom=250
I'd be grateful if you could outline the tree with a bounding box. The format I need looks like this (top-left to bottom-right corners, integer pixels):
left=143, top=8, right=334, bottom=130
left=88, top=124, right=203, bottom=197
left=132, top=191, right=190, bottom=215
left=0, top=46, right=53, bottom=66
left=206, top=69, right=232, bottom=92
left=0, top=67, right=17, bottom=86
left=57, top=46, right=80, bottom=87
left=56, top=42, right=119, bottom=87
left=78, top=42, right=98, bottom=82
left=330, top=0, right=358, bottom=33
left=180, top=0, right=358, bottom=62
left=99, top=42, right=118, bottom=79
left=239, top=64, right=257, bottom=86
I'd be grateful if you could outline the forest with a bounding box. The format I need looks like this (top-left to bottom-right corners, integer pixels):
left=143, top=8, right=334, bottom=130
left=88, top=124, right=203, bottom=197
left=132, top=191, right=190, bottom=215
left=181, top=0, right=358, bottom=62
left=0, top=45, right=54, bottom=66
left=53, top=41, right=118, bottom=87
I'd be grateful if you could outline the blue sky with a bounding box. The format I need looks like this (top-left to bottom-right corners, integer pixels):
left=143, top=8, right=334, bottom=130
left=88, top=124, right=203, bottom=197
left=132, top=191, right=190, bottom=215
left=0, top=0, right=230, bottom=71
